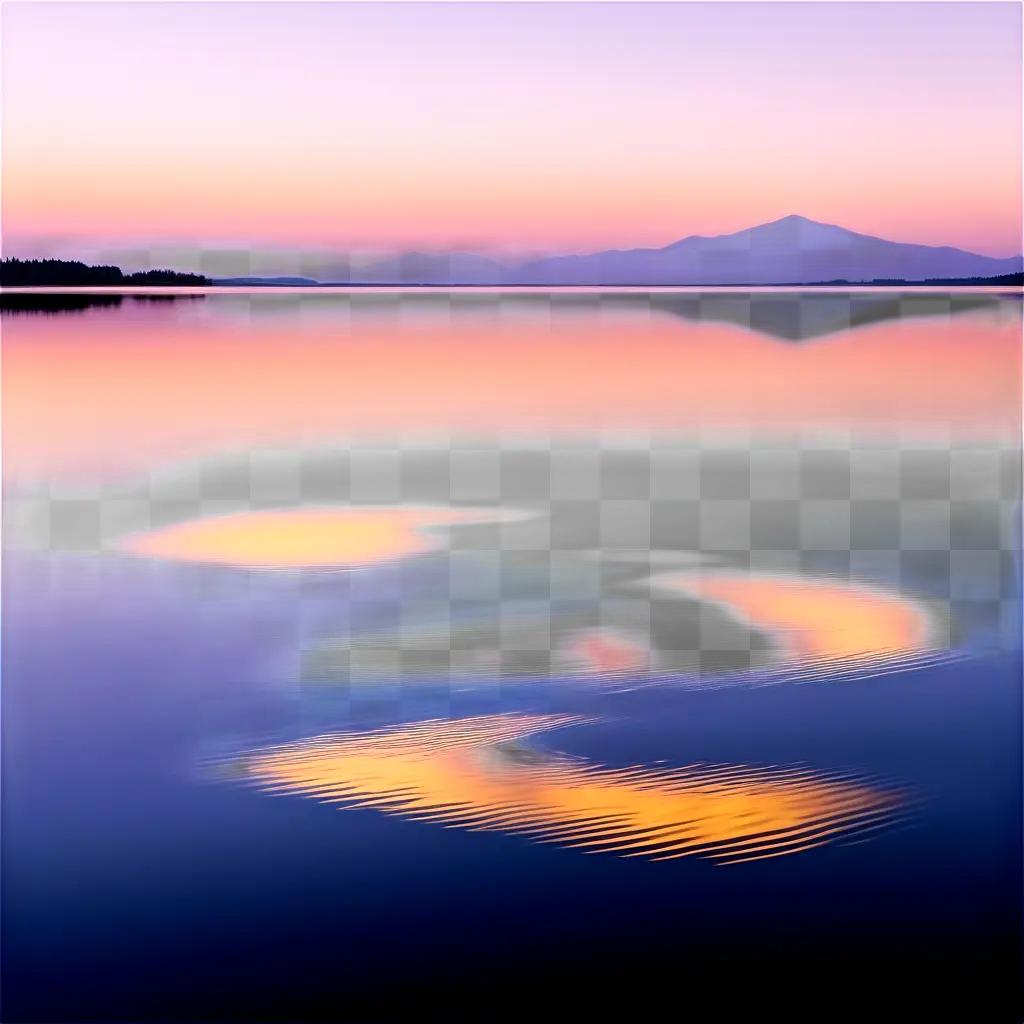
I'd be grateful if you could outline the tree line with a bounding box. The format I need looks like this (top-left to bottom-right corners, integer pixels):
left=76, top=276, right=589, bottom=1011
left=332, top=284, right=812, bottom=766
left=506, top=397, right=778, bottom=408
left=0, top=258, right=209, bottom=286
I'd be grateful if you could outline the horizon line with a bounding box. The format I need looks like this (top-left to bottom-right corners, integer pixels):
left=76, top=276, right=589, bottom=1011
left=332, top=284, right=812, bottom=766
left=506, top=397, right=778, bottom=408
left=5, top=212, right=1024, bottom=265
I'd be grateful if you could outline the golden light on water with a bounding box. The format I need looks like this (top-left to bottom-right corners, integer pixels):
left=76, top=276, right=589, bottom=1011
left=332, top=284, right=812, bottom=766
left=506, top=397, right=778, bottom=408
left=118, top=505, right=507, bottom=569
left=228, top=714, right=900, bottom=864
left=659, top=572, right=934, bottom=672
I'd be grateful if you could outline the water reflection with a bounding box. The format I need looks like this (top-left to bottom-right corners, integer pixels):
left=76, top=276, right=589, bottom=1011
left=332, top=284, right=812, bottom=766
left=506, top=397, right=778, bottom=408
left=7, top=435, right=1013, bottom=683
left=2, top=289, right=1020, bottom=1016
left=647, top=290, right=1007, bottom=340
left=119, top=505, right=520, bottom=569
left=656, top=572, right=936, bottom=676
left=227, top=713, right=902, bottom=864
left=3, top=291, right=1018, bottom=483
left=0, top=292, right=204, bottom=315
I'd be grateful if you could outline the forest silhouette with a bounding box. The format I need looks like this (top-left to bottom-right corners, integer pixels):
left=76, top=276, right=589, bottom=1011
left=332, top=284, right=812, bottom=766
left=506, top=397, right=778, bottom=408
left=0, top=258, right=208, bottom=286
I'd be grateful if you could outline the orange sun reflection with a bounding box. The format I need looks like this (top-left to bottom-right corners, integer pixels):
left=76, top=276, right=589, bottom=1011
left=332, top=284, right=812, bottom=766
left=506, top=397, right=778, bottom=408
left=658, top=572, right=934, bottom=673
left=228, top=714, right=901, bottom=864
left=118, top=505, right=508, bottom=569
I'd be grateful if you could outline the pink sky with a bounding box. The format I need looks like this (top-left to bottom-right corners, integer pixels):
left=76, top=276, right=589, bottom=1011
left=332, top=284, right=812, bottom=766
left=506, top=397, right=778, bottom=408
left=2, top=2, right=1021, bottom=257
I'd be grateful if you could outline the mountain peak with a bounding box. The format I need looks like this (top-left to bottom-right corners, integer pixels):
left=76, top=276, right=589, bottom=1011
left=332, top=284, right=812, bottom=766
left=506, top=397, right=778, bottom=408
left=771, top=213, right=815, bottom=225
left=516, top=214, right=1021, bottom=285
left=738, top=213, right=861, bottom=248
left=749, top=213, right=845, bottom=232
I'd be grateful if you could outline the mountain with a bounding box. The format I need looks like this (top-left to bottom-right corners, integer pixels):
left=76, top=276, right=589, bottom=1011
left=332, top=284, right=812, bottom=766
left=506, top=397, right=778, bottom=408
left=513, top=215, right=1023, bottom=286
left=14, top=218, right=1017, bottom=289
left=343, top=252, right=508, bottom=285
left=213, top=276, right=320, bottom=286
left=253, top=217, right=1019, bottom=286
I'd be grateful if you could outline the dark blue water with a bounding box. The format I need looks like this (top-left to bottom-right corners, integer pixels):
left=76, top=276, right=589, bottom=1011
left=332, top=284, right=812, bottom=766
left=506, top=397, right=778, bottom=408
left=3, top=546, right=1020, bottom=1020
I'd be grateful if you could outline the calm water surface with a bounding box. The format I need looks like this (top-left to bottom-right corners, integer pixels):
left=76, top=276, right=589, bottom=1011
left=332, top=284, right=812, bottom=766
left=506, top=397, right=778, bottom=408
left=2, top=289, right=1021, bottom=1019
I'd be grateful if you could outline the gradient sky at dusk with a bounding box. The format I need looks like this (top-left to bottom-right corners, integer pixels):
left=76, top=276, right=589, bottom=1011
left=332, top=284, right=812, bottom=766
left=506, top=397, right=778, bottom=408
left=2, top=1, right=1022, bottom=258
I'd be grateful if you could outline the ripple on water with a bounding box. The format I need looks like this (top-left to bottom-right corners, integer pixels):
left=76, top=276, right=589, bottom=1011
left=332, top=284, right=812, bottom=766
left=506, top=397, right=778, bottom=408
left=654, top=571, right=938, bottom=679
left=224, top=713, right=902, bottom=865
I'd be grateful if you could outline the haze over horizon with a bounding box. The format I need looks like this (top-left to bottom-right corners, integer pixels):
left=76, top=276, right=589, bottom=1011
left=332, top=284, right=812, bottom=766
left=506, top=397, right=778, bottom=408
left=6, top=212, right=1020, bottom=286
left=2, top=2, right=1022, bottom=263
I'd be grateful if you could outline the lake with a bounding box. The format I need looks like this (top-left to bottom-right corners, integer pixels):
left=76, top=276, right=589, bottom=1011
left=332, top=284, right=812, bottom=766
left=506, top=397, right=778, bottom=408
left=2, top=288, right=1021, bottom=1019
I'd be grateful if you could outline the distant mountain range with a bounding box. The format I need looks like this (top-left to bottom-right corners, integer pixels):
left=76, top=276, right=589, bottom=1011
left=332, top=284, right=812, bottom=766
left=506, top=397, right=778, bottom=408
left=512, top=215, right=1023, bottom=286
left=214, top=215, right=1019, bottom=286
left=4, top=217, right=1021, bottom=288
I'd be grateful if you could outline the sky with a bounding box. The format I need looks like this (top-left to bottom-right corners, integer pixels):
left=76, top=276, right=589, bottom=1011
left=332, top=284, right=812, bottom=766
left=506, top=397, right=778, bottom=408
left=2, top=1, right=1022, bottom=260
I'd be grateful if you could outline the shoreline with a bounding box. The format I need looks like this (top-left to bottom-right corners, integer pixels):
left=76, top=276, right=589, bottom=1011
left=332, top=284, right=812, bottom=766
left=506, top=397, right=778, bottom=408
left=3, top=284, right=1023, bottom=295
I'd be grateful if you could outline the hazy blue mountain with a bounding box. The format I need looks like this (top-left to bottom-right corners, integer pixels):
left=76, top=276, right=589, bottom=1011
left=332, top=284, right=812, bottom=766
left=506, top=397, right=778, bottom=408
left=204, top=217, right=1022, bottom=286
left=213, top=276, right=320, bottom=286
left=346, top=252, right=509, bottom=285
left=514, top=215, right=1022, bottom=285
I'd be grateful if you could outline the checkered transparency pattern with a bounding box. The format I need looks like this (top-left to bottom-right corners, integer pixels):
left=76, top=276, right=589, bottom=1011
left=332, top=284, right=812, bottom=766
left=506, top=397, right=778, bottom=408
left=6, top=432, right=1020, bottom=696
left=3, top=287, right=1019, bottom=730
